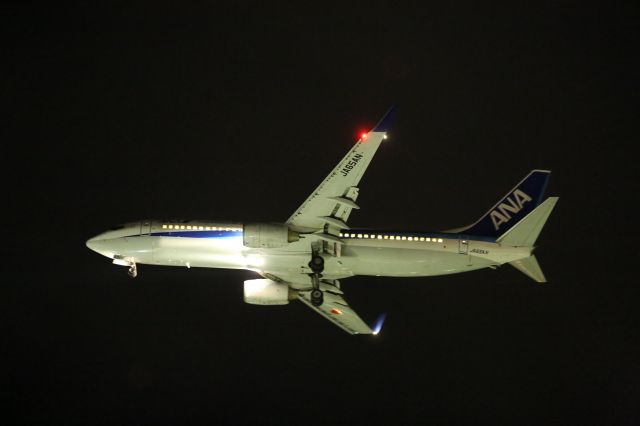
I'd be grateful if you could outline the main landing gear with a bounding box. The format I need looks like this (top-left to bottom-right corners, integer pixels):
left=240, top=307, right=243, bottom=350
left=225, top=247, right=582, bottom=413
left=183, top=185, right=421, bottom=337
left=308, top=253, right=324, bottom=306
left=310, top=288, right=323, bottom=306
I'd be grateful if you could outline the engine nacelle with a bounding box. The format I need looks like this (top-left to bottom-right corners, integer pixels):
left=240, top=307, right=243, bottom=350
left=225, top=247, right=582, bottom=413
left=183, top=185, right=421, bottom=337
left=243, top=279, right=294, bottom=305
left=243, top=223, right=299, bottom=248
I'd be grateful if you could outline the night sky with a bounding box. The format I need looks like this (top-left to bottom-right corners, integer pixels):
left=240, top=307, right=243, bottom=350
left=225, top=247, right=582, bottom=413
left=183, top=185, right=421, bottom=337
left=6, top=2, right=639, bottom=425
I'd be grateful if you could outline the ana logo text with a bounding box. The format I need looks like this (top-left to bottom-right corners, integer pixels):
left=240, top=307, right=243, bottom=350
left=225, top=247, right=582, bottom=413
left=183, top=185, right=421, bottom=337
left=490, top=189, right=532, bottom=230
left=340, top=153, right=363, bottom=177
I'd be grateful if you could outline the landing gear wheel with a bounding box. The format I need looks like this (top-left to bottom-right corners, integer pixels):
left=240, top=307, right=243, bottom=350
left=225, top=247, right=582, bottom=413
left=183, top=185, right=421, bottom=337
left=128, top=264, right=138, bottom=278
left=308, top=255, right=324, bottom=273
left=310, top=289, right=324, bottom=306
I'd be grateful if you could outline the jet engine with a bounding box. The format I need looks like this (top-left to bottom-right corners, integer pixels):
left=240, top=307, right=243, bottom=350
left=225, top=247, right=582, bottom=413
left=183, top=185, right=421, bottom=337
left=243, top=279, right=296, bottom=305
left=243, top=223, right=299, bottom=248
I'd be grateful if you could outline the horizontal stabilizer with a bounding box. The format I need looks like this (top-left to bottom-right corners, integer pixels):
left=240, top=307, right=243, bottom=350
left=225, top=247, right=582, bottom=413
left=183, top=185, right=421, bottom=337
left=497, top=197, right=559, bottom=247
left=509, top=255, right=547, bottom=283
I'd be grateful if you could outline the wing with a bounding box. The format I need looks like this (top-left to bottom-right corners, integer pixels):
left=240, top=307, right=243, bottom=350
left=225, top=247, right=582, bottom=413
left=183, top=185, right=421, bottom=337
left=298, top=289, right=373, bottom=335
left=286, top=107, right=396, bottom=233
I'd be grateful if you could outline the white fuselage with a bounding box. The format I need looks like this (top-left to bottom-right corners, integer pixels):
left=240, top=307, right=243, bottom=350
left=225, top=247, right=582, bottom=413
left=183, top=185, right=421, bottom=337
left=86, top=220, right=532, bottom=289
left=84, top=107, right=556, bottom=334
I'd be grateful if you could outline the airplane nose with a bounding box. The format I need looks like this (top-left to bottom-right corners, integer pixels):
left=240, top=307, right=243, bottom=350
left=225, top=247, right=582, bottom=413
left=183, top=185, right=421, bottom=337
left=86, top=236, right=102, bottom=253
left=86, top=235, right=113, bottom=258
left=86, top=224, right=150, bottom=260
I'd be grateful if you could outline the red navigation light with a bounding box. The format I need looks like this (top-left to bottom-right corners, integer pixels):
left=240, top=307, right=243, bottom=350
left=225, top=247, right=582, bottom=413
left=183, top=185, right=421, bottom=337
left=361, top=132, right=368, bottom=140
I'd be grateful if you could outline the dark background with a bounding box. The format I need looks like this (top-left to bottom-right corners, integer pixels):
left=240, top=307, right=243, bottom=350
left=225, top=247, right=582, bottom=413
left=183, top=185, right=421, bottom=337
left=5, top=2, right=639, bottom=425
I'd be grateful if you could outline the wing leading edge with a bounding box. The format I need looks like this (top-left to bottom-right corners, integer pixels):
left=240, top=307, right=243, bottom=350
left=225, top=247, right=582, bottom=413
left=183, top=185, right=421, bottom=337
left=283, top=108, right=395, bottom=334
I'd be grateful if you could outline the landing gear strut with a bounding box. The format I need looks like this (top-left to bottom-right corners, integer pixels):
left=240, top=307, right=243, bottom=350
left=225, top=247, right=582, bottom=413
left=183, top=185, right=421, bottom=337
left=308, top=255, right=324, bottom=274
left=309, top=253, right=324, bottom=306
left=128, top=262, right=138, bottom=278
left=310, top=289, right=323, bottom=306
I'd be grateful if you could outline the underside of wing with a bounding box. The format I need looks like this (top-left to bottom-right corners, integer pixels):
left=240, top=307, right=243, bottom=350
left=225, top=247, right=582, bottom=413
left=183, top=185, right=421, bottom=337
left=286, top=107, right=396, bottom=234
left=298, top=289, right=373, bottom=335
left=276, top=108, right=395, bottom=334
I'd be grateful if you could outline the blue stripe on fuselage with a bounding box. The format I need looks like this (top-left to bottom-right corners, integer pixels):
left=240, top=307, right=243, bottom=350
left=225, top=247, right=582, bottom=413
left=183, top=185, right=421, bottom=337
left=150, top=230, right=242, bottom=238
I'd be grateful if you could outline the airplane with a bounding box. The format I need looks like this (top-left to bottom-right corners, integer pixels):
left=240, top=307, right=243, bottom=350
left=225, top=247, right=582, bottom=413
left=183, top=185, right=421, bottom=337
left=86, top=107, right=558, bottom=335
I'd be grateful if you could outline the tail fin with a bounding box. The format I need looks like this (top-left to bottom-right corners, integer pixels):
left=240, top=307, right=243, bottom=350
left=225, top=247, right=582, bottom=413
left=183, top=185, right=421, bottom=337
left=458, top=170, right=551, bottom=238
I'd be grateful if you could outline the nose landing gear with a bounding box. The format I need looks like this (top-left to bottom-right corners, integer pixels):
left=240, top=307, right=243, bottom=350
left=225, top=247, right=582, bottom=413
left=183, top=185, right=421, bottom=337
left=309, top=253, right=324, bottom=306
left=127, top=262, right=138, bottom=278
left=113, top=256, right=138, bottom=278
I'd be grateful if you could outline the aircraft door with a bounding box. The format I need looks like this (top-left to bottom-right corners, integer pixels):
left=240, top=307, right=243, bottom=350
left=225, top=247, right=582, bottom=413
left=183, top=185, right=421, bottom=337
left=140, top=220, right=152, bottom=236
left=458, top=236, right=469, bottom=255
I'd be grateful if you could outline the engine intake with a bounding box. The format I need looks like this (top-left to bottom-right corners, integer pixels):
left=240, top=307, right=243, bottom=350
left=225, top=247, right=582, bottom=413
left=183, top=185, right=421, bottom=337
left=243, top=279, right=296, bottom=305
left=243, top=223, right=299, bottom=248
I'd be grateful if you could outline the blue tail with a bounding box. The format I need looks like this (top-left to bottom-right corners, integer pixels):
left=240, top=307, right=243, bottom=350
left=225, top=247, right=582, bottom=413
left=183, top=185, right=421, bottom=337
left=457, top=170, right=551, bottom=238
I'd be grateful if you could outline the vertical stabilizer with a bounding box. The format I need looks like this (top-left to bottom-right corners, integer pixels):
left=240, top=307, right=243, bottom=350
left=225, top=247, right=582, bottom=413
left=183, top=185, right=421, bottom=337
left=456, top=170, right=551, bottom=238
left=509, top=255, right=547, bottom=283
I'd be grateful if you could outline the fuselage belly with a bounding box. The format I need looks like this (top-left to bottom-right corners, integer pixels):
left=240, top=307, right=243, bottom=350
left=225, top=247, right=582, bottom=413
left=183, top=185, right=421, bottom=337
left=118, top=233, right=503, bottom=281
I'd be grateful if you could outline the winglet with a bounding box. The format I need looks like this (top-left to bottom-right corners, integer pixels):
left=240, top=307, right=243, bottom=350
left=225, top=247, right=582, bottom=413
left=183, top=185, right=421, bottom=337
left=371, top=313, right=387, bottom=335
left=371, top=106, right=397, bottom=132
